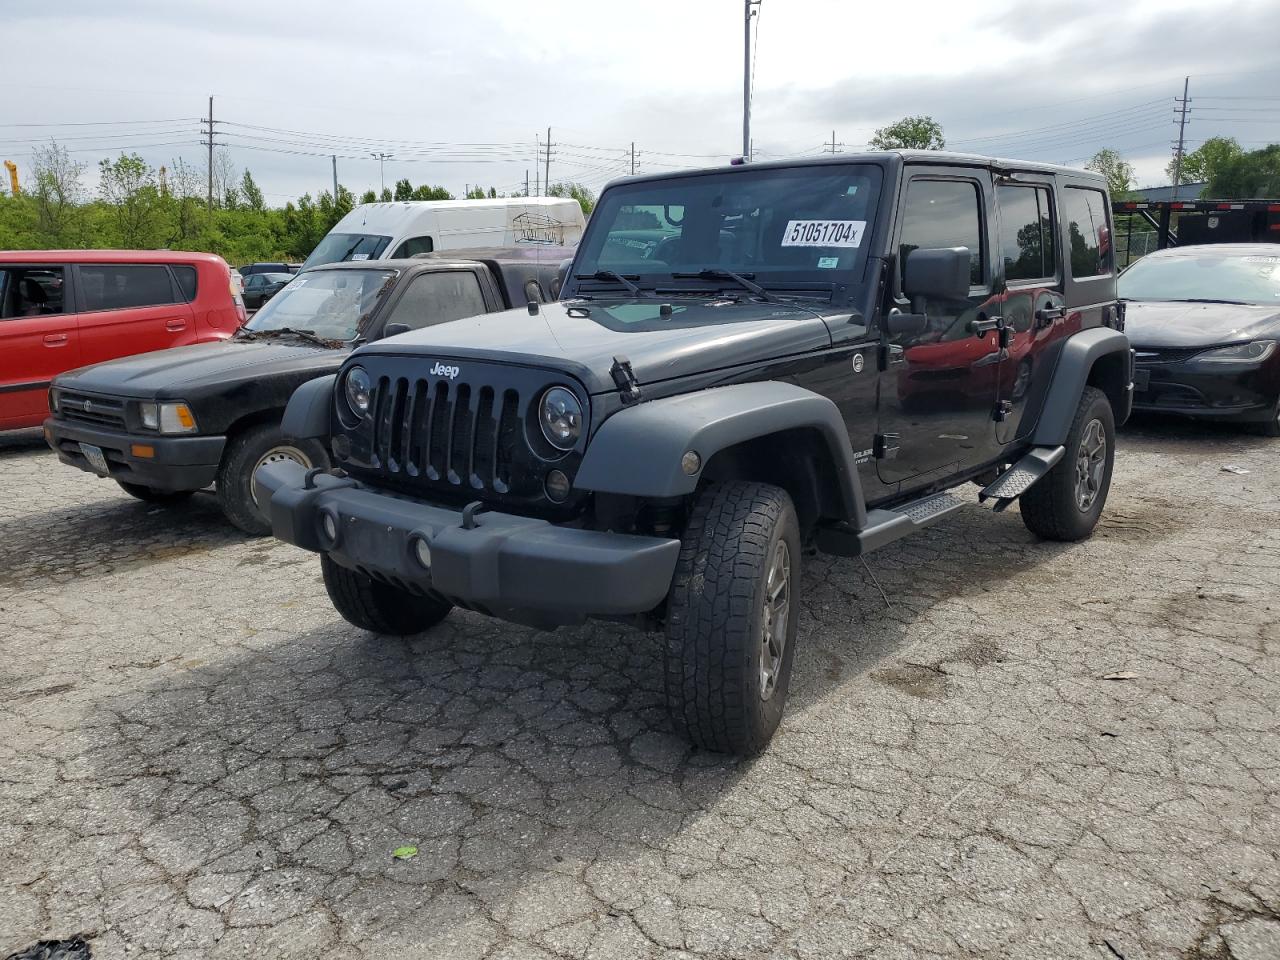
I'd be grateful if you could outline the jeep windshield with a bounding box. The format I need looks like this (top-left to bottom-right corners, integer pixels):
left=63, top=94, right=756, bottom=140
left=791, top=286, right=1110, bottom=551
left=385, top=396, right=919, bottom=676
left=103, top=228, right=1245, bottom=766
left=301, top=232, right=392, bottom=269
left=575, top=163, right=882, bottom=298
left=244, top=269, right=396, bottom=341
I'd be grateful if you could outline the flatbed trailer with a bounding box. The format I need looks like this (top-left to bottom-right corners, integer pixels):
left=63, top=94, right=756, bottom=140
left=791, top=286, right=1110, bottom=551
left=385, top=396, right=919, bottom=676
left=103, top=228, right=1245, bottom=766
left=1113, top=198, right=1280, bottom=262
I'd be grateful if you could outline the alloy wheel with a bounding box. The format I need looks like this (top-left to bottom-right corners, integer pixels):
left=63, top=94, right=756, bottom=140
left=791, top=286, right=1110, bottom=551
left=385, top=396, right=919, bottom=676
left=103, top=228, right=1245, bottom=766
left=1074, top=418, right=1107, bottom=512
left=759, top=539, right=792, bottom=701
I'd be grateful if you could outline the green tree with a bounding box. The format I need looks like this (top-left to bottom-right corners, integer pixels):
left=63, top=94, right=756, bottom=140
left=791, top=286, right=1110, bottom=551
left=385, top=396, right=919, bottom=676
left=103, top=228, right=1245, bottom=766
left=411, top=184, right=453, bottom=201
left=546, top=181, right=596, bottom=215
left=30, top=140, right=87, bottom=246
left=379, top=187, right=393, bottom=202
left=1207, top=144, right=1280, bottom=198
left=166, top=157, right=206, bottom=249
left=1086, top=148, right=1135, bottom=200
left=870, top=116, right=945, bottom=150
left=465, top=185, right=488, bottom=199
left=1167, top=137, right=1243, bottom=190
left=393, top=178, right=414, bottom=201
left=98, top=153, right=164, bottom=247
left=240, top=170, right=265, bottom=212
left=360, top=189, right=378, bottom=204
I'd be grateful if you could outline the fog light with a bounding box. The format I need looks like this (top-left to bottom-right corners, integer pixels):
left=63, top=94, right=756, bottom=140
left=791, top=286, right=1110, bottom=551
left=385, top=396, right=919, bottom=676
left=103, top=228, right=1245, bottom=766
left=320, top=511, right=338, bottom=544
left=681, top=450, right=701, bottom=476
left=412, top=536, right=432, bottom=569
left=545, top=469, right=571, bottom=502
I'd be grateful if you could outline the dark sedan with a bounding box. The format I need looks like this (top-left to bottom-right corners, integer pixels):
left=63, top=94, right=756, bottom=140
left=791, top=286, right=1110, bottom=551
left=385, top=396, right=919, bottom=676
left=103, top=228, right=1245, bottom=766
left=1120, top=244, right=1280, bottom=436
left=242, top=271, right=293, bottom=310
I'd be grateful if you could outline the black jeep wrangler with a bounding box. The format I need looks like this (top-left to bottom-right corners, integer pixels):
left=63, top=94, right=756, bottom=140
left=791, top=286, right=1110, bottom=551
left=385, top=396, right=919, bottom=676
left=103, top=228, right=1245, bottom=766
left=257, top=153, right=1132, bottom=755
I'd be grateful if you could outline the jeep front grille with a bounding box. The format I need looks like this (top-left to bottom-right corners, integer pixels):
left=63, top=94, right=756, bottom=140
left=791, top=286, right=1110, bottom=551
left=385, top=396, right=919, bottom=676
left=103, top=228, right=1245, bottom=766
left=369, top=375, right=519, bottom=493
left=341, top=357, right=589, bottom=510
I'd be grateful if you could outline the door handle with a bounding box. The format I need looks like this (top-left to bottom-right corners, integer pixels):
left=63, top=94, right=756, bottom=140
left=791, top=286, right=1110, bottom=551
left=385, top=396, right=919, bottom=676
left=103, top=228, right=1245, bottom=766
left=969, top=316, right=1002, bottom=337
left=1034, top=306, right=1065, bottom=328
left=43, top=333, right=69, bottom=346
left=165, top=318, right=187, bottom=331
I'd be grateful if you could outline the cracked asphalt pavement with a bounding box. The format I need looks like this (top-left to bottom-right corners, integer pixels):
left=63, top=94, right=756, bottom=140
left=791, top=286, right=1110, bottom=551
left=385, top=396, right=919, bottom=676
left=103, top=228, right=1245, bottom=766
left=2, top=418, right=1278, bottom=960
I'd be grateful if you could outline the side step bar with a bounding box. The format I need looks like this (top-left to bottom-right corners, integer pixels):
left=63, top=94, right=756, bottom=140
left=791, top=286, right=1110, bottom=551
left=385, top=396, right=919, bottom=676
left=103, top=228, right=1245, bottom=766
left=978, top=446, right=1065, bottom=512
left=815, top=491, right=967, bottom=557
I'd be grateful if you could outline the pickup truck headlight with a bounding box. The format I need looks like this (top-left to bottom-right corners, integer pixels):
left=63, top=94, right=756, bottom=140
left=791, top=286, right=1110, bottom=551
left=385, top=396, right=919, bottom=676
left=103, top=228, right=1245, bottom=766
left=539, top=386, right=582, bottom=450
left=1193, top=340, right=1276, bottom=364
left=139, top=401, right=198, bottom=434
left=48, top=387, right=62, bottom=414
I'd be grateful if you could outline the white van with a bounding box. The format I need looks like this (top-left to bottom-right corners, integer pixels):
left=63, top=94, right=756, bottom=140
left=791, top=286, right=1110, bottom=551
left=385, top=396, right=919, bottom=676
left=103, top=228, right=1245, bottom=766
left=300, top=197, right=586, bottom=269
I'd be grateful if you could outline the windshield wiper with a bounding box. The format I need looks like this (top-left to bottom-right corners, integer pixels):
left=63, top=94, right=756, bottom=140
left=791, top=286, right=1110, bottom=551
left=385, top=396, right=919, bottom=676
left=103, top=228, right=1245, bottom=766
left=671, top=268, right=781, bottom=303
left=246, top=327, right=336, bottom=346
left=575, top=270, right=654, bottom=298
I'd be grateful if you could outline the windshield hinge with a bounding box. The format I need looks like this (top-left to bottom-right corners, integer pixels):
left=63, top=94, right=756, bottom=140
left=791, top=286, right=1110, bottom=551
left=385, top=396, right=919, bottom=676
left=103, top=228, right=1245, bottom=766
left=610, top=355, right=642, bottom=405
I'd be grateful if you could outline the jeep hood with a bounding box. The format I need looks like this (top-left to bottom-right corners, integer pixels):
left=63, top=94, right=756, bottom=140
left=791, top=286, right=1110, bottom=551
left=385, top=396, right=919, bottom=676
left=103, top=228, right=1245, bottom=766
left=357, top=298, right=834, bottom=393
left=1124, top=300, right=1280, bottom=348
left=52, top=338, right=347, bottom=400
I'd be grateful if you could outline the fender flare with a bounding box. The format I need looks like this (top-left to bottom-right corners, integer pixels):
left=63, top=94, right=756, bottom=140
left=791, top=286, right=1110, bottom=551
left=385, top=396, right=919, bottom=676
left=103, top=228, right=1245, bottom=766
left=1032, top=327, right=1132, bottom=445
left=282, top=374, right=337, bottom=440
left=575, top=381, right=867, bottom=528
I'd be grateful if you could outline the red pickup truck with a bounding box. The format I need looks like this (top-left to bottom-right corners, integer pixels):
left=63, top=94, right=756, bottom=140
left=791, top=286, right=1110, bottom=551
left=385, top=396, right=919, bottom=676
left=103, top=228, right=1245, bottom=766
left=0, top=250, right=245, bottom=430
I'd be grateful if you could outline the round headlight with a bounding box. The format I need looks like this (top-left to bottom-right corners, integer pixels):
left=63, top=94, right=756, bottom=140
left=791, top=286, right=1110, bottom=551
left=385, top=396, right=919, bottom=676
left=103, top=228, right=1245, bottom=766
left=539, top=386, right=582, bottom=450
left=344, top=366, right=372, bottom=417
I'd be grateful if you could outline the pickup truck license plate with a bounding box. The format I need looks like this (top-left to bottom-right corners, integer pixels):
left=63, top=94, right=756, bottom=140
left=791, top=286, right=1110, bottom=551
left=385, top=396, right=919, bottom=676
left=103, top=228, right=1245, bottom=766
left=79, top=442, right=109, bottom=474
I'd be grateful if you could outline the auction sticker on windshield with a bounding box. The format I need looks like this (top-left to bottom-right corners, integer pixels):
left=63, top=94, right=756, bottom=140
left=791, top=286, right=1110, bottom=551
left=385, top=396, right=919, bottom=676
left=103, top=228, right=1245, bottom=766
left=781, top=219, right=865, bottom=248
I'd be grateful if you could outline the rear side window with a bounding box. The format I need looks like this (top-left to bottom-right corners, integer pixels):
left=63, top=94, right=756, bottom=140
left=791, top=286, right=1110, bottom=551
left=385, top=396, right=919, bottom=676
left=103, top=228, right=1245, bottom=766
left=392, top=236, right=434, bottom=258
left=79, top=264, right=176, bottom=311
left=899, top=179, right=985, bottom=287
left=172, top=265, right=198, bottom=301
left=0, top=267, right=66, bottom=318
left=1062, top=187, right=1112, bottom=278
left=997, top=185, right=1056, bottom=282
left=383, top=271, right=489, bottom=332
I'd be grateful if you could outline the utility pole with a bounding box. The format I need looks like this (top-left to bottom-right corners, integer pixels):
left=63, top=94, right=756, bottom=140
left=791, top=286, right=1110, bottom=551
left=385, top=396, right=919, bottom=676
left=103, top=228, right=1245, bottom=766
left=201, top=95, right=215, bottom=214
left=544, top=126, right=552, bottom=195
left=534, top=136, right=541, bottom=196
left=332, top=155, right=338, bottom=201
left=826, top=130, right=841, bottom=154
left=1171, top=76, right=1191, bottom=201
left=525, top=169, right=530, bottom=197
left=630, top=141, right=636, bottom=176
left=742, top=0, right=761, bottom=161
left=371, top=152, right=392, bottom=194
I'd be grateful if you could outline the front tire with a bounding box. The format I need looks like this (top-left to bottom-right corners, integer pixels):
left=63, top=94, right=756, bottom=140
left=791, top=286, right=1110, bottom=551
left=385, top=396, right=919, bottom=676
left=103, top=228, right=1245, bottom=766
left=663, top=481, right=801, bottom=756
left=1020, top=385, right=1115, bottom=541
left=116, top=481, right=196, bottom=505
left=216, top=422, right=329, bottom=535
left=321, top=555, right=453, bottom=635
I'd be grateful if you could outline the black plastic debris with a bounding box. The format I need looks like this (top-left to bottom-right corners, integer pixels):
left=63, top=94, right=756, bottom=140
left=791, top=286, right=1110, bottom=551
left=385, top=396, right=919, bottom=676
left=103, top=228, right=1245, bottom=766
left=5, top=937, right=92, bottom=960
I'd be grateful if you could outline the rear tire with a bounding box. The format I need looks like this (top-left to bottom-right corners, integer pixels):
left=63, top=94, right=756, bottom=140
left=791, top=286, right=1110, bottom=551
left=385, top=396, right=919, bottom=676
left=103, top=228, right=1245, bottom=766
left=1020, top=386, right=1115, bottom=542
left=116, top=481, right=195, bottom=505
left=321, top=555, right=453, bottom=635
left=216, top=422, right=328, bottom=535
left=663, top=481, right=801, bottom=756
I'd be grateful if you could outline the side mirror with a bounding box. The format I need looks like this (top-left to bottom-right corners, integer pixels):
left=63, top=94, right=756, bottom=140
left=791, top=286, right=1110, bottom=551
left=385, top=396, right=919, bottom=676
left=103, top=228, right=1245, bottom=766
left=902, top=247, right=970, bottom=302
left=552, top=257, right=573, bottom=300
left=383, top=322, right=411, bottom=338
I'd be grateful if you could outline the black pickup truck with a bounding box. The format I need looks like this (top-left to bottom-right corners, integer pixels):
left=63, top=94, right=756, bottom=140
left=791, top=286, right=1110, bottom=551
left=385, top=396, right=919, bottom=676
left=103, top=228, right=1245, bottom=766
left=259, top=153, right=1133, bottom=754
left=45, top=248, right=570, bottom=533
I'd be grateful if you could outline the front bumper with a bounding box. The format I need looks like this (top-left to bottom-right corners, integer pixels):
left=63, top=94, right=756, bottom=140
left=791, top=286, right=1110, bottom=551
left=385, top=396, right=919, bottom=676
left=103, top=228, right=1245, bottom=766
left=44, top=417, right=226, bottom=490
left=255, top=460, right=682, bottom=627
left=1131, top=362, right=1279, bottom=422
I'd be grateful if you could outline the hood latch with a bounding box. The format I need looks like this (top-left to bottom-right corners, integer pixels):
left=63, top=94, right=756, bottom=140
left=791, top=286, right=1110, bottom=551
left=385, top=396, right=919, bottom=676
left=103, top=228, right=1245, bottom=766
left=610, top=355, right=642, bottom=405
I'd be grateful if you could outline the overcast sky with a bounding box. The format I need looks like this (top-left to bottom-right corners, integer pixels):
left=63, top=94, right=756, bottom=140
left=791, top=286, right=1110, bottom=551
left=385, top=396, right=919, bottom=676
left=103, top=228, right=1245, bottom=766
left=5, top=0, right=1279, bottom=203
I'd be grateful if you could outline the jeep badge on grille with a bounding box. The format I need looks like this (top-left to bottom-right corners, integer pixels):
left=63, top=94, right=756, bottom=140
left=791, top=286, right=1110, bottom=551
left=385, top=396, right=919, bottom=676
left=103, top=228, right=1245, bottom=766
left=430, top=362, right=460, bottom=379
